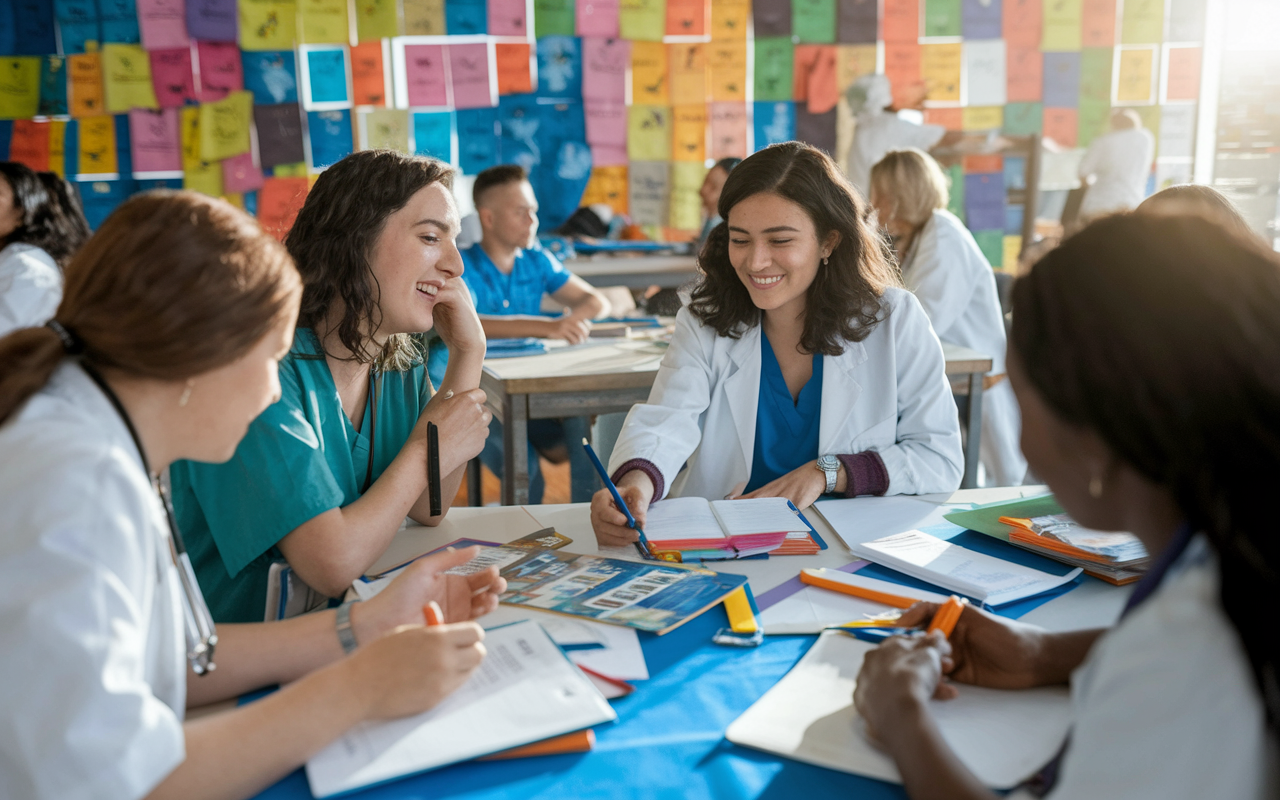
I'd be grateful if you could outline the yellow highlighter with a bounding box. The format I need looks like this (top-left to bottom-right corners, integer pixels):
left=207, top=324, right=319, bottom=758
left=722, top=586, right=758, bottom=634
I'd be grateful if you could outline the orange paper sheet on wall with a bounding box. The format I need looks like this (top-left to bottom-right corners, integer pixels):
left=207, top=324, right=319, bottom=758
left=794, top=45, right=838, bottom=114
left=350, top=41, right=387, bottom=105
left=631, top=41, right=668, bottom=104
left=884, top=42, right=923, bottom=110
left=495, top=44, right=532, bottom=94
left=669, top=43, right=708, bottom=106
left=259, top=176, right=310, bottom=239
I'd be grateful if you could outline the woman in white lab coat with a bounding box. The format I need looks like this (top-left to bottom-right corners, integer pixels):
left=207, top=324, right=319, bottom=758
left=1077, top=109, right=1155, bottom=220
left=0, top=162, right=90, bottom=336
left=870, top=148, right=1027, bottom=486
left=853, top=214, right=1279, bottom=799
left=0, top=191, right=504, bottom=800
left=591, top=142, right=963, bottom=546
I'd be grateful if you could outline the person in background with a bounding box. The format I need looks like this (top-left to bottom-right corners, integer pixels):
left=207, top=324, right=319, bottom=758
left=1137, top=183, right=1258, bottom=241
left=171, top=151, right=492, bottom=623
left=1077, top=110, right=1156, bottom=220
left=462, top=164, right=611, bottom=503
left=0, top=163, right=91, bottom=336
left=870, top=149, right=1027, bottom=486
left=592, top=143, right=963, bottom=547
left=0, top=190, right=502, bottom=800
left=846, top=75, right=947, bottom=200
left=852, top=213, right=1278, bottom=800
left=697, top=157, right=742, bottom=245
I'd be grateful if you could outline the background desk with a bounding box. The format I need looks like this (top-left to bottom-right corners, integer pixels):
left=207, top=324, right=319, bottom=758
left=471, top=340, right=995, bottom=506
left=253, top=488, right=1127, bottom=800
left=566, top=254, right=699, bottom=290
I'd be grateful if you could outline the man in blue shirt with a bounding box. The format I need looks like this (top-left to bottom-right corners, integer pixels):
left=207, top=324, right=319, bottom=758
left=462, top=165, right=610, bottom=502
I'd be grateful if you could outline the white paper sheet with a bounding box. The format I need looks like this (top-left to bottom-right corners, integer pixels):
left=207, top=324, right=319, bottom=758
left=643, top=496, right=727, bottom=542
left=965, top=39, right=1007, bottom=106
left=306, top=621, right=617, bottom=798
left=478, top=605, right=649, bottom=680
left=710, top=498, right=810, bottom=535
left=759, top=573, right=950, bottom=634
left=726, top=631, right=1072, bottom=789
left=811, top=496, right=958, bottom=549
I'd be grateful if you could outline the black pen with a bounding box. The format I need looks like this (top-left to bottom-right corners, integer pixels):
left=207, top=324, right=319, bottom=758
left=427, top=421, right=441, bottom=517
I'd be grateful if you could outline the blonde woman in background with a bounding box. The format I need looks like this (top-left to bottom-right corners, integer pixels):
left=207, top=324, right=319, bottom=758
left=870, top=148, right=1027, bottom=486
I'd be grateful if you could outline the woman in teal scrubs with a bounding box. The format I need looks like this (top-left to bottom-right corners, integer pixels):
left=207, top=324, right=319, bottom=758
left=171, top=151, right=493, bottom=622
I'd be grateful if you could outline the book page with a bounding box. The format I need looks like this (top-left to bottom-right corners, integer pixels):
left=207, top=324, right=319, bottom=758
left=709, top=497, right=810, bottom=535
left=643, top=496, right=725, bottom=542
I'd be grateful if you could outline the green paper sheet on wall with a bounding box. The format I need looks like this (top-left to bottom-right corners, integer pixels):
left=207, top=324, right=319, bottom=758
left=925, top=0, right=961, bottom=36
left=793, top=0, right=837, bottom=43
left=753, top=37, right=794, bottom=102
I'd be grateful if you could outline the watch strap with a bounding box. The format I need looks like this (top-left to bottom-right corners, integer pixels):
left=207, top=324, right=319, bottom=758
left=336, top=600, right=359, bottom=654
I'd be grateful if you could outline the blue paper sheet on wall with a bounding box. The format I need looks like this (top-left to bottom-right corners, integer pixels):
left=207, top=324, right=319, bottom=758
left=39, top=56, right=68, bottom=116
left=113, top=112, right=132, bottom=175
left=1043, top=52, right=1081, bottom=109
left=79, top=178, right=137, bottom=229
left=54, top=0, right=100, bottom=53
left=446, top=0, right=487, bottom=34
left=8, top=0, right=59, bottom=55
left=99, top=0, right=141, bottom=43
left=1005, top=203, right=1023, bottom=235
left=754, top=101, right=796, bottom=149
left=307, top=109, right=353, bottom=169
left=243, top=51, right=298, bottom=105
left=962, top=0, right=1001, bottom=39
left=306, top=48, right=348, bottom=104
left=413, top=110, right=453, bottom=161
left=536, top=35, right=582, bottom=99
left=0, top=121, right=12, bottom=160
left=456, top=106, right=499, bottom=175
left=965, top=172, right=1006, bottom=231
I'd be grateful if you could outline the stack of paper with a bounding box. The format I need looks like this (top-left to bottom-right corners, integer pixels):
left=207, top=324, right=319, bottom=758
left=644, top=497, right=811, bottom=559
left=847, top=530, right=1082, bottom=606
left=1001, top=513, right=1148, bottom=585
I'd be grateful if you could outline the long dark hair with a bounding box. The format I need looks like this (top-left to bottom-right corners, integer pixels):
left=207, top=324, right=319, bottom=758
left=0, top=191, right=299, bottom=424
left=688, top=142, right=899, bottom=356
left=0, top=162, right=91, bottom=266
left=286, top=150, right=454, bottom=367
left=1012, top=213, right=1280, bottom=730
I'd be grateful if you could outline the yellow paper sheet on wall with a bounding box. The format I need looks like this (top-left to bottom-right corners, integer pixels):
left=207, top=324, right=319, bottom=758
left=1043, top=0, right=1083, bottom=52
left=0, top=57, right=41, bottom=119
left=181, top=105, right=225, bottom=196
left=68, top=53, right=105, bottom=118
left=363, top=107, right=409, bottom=151
left=47, top=120, right=66, bottom=176
left=709, top=39, right=747, bottom=102
left=78, top=116, right=118, bottom=175
left=273, top=161, right=308, bottom=177
left=1121, top=0, right=1163, bottom=44
left=102, top=44, right=158, bottom=113
left=581, top=165, right=628, bottom=215
left=620, top=0, right=665, bottom=41
left=672, top=104, right=706, bottom=162
left=199, top=90, right=252, bottom=160
left=240, top=0, right=298, bottom=51
left=669, top=160, right=705, bottom=230
left=710, top=0, right=748, bottom=39
left=1003, top=236, right=1022, bottom=270
left=631, top=41, right=668, bottom=105
left=837, top=44, right=877, bottom=88
left=358, top=0, right=402, bottom=38
left=300, top=0, right=350, bottom=43
left=963, top=105, right=1004, bottom=130
left=1116, top=48, right=1154, bottom=103
left=403, top=0, right=445, bottom=34
left=921, top=43, right=961, bottom=102
left=669, top=43, right=707, bottom=106
left=627, top=105, right=672, bottom=161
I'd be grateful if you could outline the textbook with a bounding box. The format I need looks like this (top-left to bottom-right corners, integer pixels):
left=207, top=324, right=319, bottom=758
left=847, top=529, right=1082, bottom=607
left=726, top=630, right=1072, bottom=789
left=643, top=497, right=817, bottom=559
left=305, top=621, right=616, bottom=798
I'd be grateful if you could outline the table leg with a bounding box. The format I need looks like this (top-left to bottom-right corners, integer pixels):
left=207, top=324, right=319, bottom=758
left=961, top=372, right=984, bottom=489
left=466, top=457, right=483, bottom=507
left=564, top=416, right=597, bottom=503
left=502, top=393, right=530, bottom=506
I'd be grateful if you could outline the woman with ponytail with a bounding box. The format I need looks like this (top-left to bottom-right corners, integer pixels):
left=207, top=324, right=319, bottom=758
left=0, top=162, right=90, bottom=336
left=0, top=191, right=504, bottom=800
left=851, top=213, right=1278, bottom=799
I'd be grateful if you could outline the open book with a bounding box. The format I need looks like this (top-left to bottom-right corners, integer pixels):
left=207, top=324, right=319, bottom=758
left=644, top=496, right=816, bottom=559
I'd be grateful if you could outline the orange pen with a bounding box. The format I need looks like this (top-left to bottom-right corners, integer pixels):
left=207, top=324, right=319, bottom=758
left=423, top=601, right=444, bottom=626
left=926, top=595, right=968, bottom=639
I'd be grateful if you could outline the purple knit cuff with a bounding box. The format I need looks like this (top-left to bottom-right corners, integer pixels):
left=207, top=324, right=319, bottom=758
left=837, top=452, right=890, bottom=497
left=611, top=458, right=665, bottom=500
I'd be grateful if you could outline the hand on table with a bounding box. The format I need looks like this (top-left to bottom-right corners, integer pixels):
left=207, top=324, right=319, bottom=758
left=739, top=460, right=830, bottom=509
left=353, top=546, right=506, bottom=644
left=546, top=314, right=592, bottom=345
left=590, top=471, right=655, bottom=547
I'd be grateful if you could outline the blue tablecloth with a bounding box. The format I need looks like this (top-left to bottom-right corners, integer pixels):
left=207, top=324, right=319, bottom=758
left=254, top=530, right=1085, bottom=800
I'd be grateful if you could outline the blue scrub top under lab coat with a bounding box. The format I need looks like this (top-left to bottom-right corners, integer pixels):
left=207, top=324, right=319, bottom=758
left=170, top=328, right=433, bottom=623
left=745, top=333, right=823, bottom=494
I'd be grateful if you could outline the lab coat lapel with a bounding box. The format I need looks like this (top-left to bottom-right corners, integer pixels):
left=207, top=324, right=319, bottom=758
left=819, top=341, right=867, bottom=452
left=722, top=325, right=762, bottom=477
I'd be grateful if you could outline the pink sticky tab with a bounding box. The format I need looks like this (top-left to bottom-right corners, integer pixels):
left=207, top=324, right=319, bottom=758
left=448, top=43, right=495, bottom=109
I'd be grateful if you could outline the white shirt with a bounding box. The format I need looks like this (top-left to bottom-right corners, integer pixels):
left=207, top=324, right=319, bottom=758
left=609, top=287, right=964, bottom=501
left=0, top=362, right=188, bottom=800
left=1030, top=536, right=1279, bottom=799
left=0, top=242, right=61, bottom=337
left=1077, top=128, right=1156, bottom=216
left=847, top=113, right=946, bottom=200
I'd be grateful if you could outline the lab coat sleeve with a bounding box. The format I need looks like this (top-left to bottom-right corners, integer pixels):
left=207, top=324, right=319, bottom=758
left=1077, top=138, right=1103, bottom=179
left=873, top=293, right=964, bottom=495
left=904, top=215, right=981, bottom=337
left=0, top=246, right=62, bottom=338
left=0, top=452, right=185, bottom=800
left=607, top=307, right=716, bottom=500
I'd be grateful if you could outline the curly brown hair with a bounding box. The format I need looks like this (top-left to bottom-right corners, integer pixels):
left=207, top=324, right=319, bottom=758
left=286, top=150, right=454, bottom=368
left=687, top=142, right=900, bottom=356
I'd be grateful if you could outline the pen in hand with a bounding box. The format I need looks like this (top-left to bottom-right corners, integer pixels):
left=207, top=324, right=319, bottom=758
left=580, top=438, right=655, bottom=559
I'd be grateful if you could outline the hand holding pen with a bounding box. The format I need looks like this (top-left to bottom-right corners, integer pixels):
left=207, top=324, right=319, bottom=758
left=581, top=439, right=656, bottom=557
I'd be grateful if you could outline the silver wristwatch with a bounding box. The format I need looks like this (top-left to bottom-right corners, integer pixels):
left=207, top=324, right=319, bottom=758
left=336, top=600, right=360, bottom=654
left=816, top=455, right=840, bottom=494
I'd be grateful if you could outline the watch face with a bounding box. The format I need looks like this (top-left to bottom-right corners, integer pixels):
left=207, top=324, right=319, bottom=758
left=818, top=455, right=838, bottom=470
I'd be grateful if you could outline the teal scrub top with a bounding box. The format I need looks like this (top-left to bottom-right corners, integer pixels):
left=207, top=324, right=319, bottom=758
left=170, top=328, right=433, bottom=623
left=745, top=332, right=823, bottom=494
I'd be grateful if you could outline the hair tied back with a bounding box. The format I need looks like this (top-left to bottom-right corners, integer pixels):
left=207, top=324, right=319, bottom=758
left=45, top=320, right=84, bottom=355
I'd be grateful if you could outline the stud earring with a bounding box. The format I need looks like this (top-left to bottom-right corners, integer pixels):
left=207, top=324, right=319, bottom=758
left=822, top=256, right=830, bottom=266
left=178, top=380, right=194, bottom=408
left=1088, top=474, right=1104, bottom=499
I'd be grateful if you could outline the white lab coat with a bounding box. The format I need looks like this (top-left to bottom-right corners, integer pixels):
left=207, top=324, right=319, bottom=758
left=1011, top=536, right=1279, bottom=799
left=0, top=242, right=61, bottom=337
left=847, top=113, right=946, bottom=201
left=0, top=362, right=188, bottom=800
left=1077, top=128, right=1156, bottom=217
left=609, top=287, right=964, bottom=501
left=902, top=209, right=1027, bottom=486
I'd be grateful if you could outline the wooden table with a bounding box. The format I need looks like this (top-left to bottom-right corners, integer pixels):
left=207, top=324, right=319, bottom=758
left=471, top=339, right=994, bottom=505
left=565, top=254, right=699, bottom=289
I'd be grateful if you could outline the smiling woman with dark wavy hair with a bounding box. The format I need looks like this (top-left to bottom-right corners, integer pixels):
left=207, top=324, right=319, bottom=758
left=170, top=150, right=494, bottom=624
left=591, top=142, right=964, bottom=548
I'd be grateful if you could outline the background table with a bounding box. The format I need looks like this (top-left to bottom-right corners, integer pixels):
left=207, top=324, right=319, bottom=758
left=252, top=487, right=1127, bottom=800
left=471, top=340, right=996, bottom=505
left=566, top=254, right=699, bottom=290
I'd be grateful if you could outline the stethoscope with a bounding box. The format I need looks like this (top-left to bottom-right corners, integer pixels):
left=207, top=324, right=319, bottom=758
left=80, top=362, right=219, bottom=675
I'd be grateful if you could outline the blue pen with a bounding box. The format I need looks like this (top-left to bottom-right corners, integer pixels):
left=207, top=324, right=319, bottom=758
left=581, top=438, right=655, bottom=559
